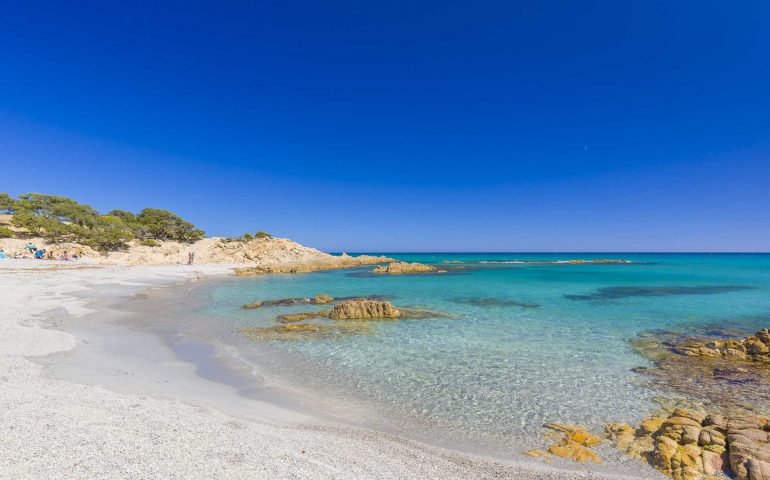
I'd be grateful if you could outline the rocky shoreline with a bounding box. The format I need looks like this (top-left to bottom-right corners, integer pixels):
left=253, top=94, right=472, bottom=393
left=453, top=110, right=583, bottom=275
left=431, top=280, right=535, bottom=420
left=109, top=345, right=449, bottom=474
left=1, top=232, right=394, bottom=272
left=631, top=329, right=770, bottom=415
left=234, top=252, right=394, bottom=275
left=620, top=329, right=770, bottom=479
left=606, top=408, right=770, bottom=480
left=523, top=328, right=770, bottom=479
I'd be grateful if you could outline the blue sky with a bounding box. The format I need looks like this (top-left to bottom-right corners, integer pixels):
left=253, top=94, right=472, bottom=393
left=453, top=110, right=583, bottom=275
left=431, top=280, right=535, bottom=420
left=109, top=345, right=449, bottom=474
left=1, top=1, right=768, bottom=251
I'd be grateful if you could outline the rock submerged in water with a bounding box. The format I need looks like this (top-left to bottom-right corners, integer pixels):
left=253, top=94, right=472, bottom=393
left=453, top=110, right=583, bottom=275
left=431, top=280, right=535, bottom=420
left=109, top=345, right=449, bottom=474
left=240, top=323, right=372, bottom=341
left=241, top=294, right=334, bottom=309
left=525, top=423, right=602, bottom=464
left=371, top=261, right=437, bottom=275
left=277, top=311, right=330, bottom=323
left=329, top=299, right=401, bottom=320
left=274, top=304, right=450, bottom=323
left=454, top=297, right=541, bottom=309
left=239, top=298, right=454, bottom=341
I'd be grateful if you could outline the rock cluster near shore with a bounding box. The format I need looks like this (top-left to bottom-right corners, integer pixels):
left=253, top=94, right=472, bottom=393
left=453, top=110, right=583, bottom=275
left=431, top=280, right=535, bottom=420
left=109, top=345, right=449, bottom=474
left=242, top=294, right=334, bottom=309
left=234, top=251, right=394, bottom=275
left=525, top=423, right=603, bottom=464
left=240, top=298, right=453, bottom=341
left=371, top=261, right=437, bottom=274
left=631, top=329, right=770, bottom=415
left=674, top=329, right=770, bottom=361
left=609, top=327, right=770, bottom=479
left=606, top=408, right=770, bottom=480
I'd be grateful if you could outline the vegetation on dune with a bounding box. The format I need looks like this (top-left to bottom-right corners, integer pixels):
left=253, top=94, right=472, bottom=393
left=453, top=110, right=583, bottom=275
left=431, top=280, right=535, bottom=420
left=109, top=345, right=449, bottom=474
left=139, top=239, right=160, bottom=247
left=132, top=208, right=204, bottom=242
left=222, top=231, right=273, bottom=243
left=0, top=192, right=205, bottom=251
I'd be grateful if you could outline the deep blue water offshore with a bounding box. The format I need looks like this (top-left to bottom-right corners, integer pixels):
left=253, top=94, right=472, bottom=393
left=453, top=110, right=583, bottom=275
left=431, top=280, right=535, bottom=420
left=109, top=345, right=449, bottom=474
left=195, top=253, right=770, bottom=456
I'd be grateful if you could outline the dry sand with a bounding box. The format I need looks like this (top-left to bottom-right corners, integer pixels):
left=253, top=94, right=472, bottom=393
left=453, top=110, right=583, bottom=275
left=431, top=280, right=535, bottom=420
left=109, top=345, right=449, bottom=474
left=0, top=260, right=664, bottom=479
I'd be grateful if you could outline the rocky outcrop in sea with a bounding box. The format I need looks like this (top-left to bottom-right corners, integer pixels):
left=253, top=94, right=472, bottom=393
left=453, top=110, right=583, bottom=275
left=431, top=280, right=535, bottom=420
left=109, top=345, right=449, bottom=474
left=371, top=261, right=438, bottom=274
left=239, top=298, right=453, bottom=341
left=329, top=299, right=401, bottom=320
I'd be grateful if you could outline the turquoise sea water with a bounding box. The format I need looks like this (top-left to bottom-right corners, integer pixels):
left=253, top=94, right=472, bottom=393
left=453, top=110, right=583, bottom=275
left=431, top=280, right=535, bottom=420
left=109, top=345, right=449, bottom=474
left=194, top=253, right=770, bottom=457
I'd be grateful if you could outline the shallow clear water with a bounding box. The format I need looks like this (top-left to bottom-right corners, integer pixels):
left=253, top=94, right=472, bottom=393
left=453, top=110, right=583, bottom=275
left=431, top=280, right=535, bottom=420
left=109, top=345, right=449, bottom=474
left=197, top=253, right=770, bottom=456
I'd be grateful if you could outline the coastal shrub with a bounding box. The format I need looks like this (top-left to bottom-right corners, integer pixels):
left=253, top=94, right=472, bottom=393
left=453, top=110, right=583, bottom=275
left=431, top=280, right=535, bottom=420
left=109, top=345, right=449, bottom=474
left=106, top=209, right=138, bottom=228
left=12, top=210, right=74, bottom=242
left=0, top=226, right=13, bottom=238
left=255, top=231, right=273, bottom=239
left=242, top=233, right=254, bottom=241
left=1, top=193, right=204, bottom=249
left=16, top=192, right=101, bottom=229
left=0, top=192, right=17, bottom=213
left=140, top=239, right=159, bottom=247
left=135, top=208, right=204, bottom=242
left=80, top=216, right=134, bottom=251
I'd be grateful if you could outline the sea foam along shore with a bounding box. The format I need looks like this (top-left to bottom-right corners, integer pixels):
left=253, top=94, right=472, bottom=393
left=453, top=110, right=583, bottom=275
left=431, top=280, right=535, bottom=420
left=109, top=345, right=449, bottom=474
left=0, top=260, right=662, bottom=480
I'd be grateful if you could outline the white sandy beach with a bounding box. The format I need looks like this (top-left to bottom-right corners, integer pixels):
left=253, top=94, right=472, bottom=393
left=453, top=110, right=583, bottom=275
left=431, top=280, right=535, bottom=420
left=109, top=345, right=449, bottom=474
left=0, top=260, right=664, bottom=480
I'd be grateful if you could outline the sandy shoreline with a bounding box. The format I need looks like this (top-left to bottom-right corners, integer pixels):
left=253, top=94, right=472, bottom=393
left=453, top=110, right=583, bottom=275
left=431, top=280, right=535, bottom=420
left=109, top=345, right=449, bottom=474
left=0, top=260, right=664, bottom=479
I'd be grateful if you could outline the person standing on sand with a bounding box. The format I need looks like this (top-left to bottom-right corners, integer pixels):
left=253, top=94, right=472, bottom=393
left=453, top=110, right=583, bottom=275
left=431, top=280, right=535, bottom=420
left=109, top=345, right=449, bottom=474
left=187, top=252, right=195, bottom=265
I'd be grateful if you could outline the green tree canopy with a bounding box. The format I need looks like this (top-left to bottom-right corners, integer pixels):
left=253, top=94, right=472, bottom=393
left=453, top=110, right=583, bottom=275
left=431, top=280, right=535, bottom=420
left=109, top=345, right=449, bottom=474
left=135, top=208, right=204, bottom=242
left=0, top=192, right=17, bottom=213
left=1, top=192, right=204, bottom=250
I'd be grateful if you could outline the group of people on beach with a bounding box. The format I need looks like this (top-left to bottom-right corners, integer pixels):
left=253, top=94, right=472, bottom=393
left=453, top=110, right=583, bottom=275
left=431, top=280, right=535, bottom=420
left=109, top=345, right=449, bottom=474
left=0, top=242, right=81, bottom=261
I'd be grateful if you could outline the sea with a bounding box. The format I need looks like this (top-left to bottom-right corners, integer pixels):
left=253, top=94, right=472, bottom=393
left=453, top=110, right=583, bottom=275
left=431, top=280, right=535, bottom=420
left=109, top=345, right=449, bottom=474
left=159, top=253, right=770, bottom=459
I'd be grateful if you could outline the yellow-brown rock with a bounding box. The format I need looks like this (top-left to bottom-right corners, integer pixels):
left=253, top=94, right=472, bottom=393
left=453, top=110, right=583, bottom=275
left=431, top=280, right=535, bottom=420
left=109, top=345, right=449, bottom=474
left=727, top=416, right=770, bottom=480
left=699, top=427, right=726, bottom=448
left=242, top=294, right=335, bottom=309
left=329, top=299, right=400, bottom=320
left=547, top=441, right=601, bottom=463
left=701, top=449, right=727, bottom=475
left=371, top=261, right=437, bottom=274
left=523, top=449, right=548, bottom=458
left=313, top=294, right=334, bottom=304
left=527, top=423, right=602, bottom=464
left=604, top=423, right=636, bottom=451
left=641, top=417, right=666, bottom=434
left=606, top=410, right=770, bottom=480
left=565, top=429, right=602, bottom=447
left=673, top=328, right=770, bottom=362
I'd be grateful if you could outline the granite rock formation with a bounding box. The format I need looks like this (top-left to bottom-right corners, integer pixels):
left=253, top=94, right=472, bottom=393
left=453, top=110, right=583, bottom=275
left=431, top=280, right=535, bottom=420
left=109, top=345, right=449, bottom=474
left=372, top=262, right=437, bottom=275
left=329, top=299, right=401, bottom=320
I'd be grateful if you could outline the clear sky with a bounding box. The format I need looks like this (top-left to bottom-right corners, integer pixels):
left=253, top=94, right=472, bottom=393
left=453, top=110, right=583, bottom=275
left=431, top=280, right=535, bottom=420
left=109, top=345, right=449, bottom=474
left=1, top=1, right=768, bottom=251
